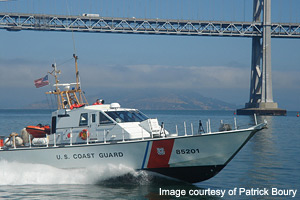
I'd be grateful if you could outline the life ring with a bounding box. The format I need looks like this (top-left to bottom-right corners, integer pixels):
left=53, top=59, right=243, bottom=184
left=79, top=129, right=89, bottom=140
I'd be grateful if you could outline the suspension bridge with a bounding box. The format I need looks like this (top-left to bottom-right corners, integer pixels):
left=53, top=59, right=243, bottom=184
left=1, top=0, right=299, bottom=115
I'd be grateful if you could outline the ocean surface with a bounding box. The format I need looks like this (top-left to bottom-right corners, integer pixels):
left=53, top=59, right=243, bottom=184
left=0, top=109, right=299, bottom=200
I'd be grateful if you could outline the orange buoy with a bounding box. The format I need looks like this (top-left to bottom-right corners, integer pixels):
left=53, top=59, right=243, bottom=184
left=79, top=129, right=89, bottom=140
left=297, top=112, right=299, bottom=117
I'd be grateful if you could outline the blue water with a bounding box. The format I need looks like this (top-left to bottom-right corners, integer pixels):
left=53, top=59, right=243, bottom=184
left=0, top=109, right=299, bottom=199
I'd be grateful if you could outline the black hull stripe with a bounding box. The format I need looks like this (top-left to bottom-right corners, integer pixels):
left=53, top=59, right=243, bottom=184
left=145, top=165, right=226, bottom=183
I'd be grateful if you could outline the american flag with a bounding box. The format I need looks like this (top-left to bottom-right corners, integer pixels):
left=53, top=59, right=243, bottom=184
left=34, top=75, right=49, bottom=88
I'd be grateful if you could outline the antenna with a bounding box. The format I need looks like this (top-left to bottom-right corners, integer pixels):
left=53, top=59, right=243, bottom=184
left=73, top=54, right=80, bottom=90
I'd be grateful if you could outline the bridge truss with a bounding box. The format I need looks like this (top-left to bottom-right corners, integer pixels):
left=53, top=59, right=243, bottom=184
left=1, top=13, right=300, bottom=38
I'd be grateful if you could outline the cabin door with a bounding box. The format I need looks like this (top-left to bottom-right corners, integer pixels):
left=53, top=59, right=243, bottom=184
left=89, top=113, right=98, bottom=140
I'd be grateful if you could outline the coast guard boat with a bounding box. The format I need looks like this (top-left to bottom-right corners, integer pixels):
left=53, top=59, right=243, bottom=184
left=0, top=55, right=266, bottom=183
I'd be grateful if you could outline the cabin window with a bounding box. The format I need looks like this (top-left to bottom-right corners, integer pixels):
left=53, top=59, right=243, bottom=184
left=105, top=110, right=148, bottom=123
left=79, top=113, right=88, bottom=126
left=92, top=114, right=96, bottom=123
left=99, top=112, right=114, bottom=125
left=134, top=110, right=149, bottom=121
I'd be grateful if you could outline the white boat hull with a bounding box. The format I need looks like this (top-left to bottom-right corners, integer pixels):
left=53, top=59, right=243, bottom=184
left=0, top=125, right=263, bottom=183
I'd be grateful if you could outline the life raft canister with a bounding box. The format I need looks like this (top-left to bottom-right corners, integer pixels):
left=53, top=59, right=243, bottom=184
left=79, top=129, right=89, bottom=140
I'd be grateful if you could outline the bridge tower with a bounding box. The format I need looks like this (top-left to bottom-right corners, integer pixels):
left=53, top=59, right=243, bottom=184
left=237, top=0, right=286, bottom=115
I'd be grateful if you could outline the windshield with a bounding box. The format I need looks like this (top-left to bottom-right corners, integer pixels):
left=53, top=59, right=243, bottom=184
left=105, top=110, right=148, bottom=123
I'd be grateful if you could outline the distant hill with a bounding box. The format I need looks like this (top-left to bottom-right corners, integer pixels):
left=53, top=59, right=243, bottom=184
left=87, top=89, right=237, bottom=110
left=26, top=89, right=238, bottom=110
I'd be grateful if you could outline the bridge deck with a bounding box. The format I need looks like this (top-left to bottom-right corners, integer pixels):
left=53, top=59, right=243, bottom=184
left=1, top=13, right=300, bottom=38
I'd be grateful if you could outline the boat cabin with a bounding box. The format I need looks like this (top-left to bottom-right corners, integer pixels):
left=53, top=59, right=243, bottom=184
left=49, top=103, right=165, bottom=145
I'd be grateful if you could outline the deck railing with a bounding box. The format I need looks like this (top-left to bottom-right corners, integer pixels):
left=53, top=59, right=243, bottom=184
left=1, top=116, right=253, bottom=150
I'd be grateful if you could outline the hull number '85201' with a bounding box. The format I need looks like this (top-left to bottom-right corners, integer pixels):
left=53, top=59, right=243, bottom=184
left=175, top=149, right=200, bottom=154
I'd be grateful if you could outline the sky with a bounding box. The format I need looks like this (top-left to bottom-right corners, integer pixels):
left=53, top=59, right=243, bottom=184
left=0, top=0, right=299, bottom=110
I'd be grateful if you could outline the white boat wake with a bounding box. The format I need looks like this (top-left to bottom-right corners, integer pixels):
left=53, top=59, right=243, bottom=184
left=0, top=160, right=140, bottom=185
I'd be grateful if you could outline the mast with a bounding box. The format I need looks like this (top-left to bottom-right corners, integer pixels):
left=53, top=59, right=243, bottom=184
left=46, top=55, right=89, bottom=110
left=74, top=54, right=79, bottom=90
left=49, top=63, right=62, bottom=109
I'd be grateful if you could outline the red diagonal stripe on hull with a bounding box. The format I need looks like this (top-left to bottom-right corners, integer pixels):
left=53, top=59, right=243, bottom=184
left=147, top=139, right=174, bottom=168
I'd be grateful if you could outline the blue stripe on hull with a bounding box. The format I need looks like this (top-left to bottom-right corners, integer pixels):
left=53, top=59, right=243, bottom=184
left=141, top=141, right=150, bottom=169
